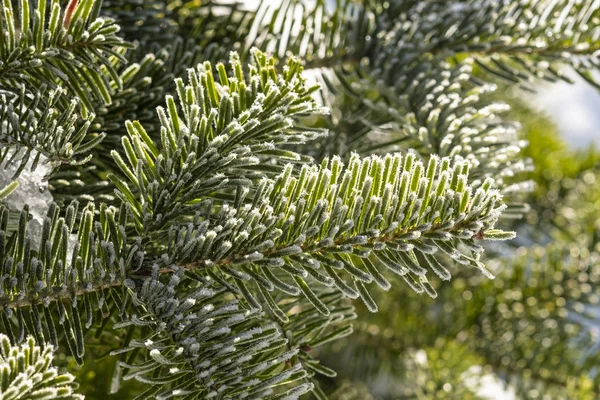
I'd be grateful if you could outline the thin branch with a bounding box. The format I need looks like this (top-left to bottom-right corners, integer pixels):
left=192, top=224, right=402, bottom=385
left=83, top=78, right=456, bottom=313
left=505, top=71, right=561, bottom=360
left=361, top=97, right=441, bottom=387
left=0, top=278, right=125, bottom=310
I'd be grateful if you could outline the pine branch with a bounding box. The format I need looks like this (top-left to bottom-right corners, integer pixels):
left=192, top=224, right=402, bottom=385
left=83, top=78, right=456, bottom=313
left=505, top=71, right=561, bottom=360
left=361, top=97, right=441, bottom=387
left=111, top=270, right=314, bottom=399
left=0, top=0, right=130, bottom=114
left=109, top=49, right=327, bottom=232
left=0, top=201, right=136, bottom=364
left=372, top=1, right=600, bottom=89
left=0, top=334, right=83, bottom=399
left=303, top=63, right=531, bottom=201
left=0, top=86, right=104, bottom=180
left=156, top=152, right=513, bottom=315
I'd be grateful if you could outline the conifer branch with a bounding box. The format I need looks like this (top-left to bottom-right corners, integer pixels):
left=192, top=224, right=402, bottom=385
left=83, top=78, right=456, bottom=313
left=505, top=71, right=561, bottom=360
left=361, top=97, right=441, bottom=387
left=0, top=0, right=130, bottom=114
left=0, top=86, right=104, bottom=180
left=4, top=1, right=595, bottom=397
left=109, top=49, right=327, bottom=232
left=111, top=270, right=315, bottom=398
left=155, top=152, right=513, bottom=314
left=0, top=334, right=83, bottom=399
left=0, top=200, right=136, bottom=363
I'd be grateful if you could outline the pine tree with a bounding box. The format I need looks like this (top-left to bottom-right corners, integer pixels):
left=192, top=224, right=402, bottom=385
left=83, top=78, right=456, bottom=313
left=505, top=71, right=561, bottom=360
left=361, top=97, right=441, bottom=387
left=0, top=0, right=598, bottom=398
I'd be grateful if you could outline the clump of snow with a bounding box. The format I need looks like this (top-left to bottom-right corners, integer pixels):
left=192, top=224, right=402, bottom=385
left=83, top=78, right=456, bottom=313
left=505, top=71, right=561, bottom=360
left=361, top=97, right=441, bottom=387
left=0, top=152, right=53, bottom=249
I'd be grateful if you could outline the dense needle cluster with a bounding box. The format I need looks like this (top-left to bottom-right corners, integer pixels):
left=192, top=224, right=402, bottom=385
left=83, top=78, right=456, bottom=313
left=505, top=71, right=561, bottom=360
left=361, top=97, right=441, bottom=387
left=0, top=0, right=599, bottom=398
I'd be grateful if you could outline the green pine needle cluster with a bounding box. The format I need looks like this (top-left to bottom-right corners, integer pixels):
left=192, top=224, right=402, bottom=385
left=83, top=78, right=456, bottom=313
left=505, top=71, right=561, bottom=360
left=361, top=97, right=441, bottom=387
left=0, top=0, right=599, bottom=399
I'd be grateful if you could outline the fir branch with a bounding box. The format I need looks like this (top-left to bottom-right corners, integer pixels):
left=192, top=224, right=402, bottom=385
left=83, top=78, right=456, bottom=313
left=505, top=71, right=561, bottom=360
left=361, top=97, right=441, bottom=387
left=109, top=49, right=327, bottom=232
left=2, top=1, right=590, bottom=398
left=158, top=152, right=513, bottom=314
left=0, top=278, right=125, bottom=310
left=372, top=1, right=600, bottom=89
left=111, top=270, right=314, bottom=399
left=0, top=334, right=83, bottom=399
left=0, top=0, right=130, bottom=114
left=241, top=0, right=370, bottom=67
left=99, top=0, right=179, bottom=43
left=0, top=201, right=137, bottom=363
left=0, top=86, right=104, bottom=180
left=304, top=63, right=531, bottom=197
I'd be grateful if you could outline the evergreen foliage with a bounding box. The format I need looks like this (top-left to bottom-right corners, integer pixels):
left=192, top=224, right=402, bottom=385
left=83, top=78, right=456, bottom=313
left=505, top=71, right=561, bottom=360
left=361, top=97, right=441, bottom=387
left=0, top=334, right=82, bottom=399
left=0, top=0, right=599, bottom=398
